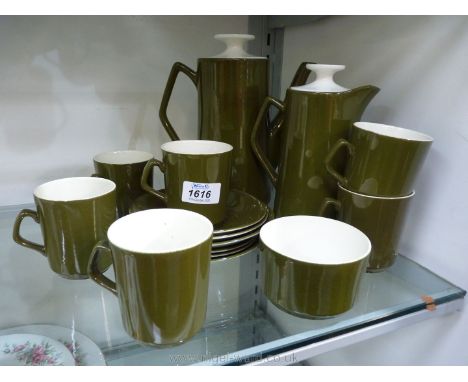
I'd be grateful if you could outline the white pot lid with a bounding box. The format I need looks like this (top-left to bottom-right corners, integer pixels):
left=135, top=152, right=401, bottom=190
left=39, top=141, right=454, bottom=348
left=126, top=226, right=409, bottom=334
left=291, top=64, right=349, bottom=93
left=211, top=34, right=266, bottom=59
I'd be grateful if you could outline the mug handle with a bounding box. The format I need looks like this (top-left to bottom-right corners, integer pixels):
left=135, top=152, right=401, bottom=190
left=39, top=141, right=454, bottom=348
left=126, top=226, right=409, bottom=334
left=318, top=197, right=342, bottom=217
left=159, top=62, right=198, bottom=141
left=141, top=158, right=168, bottom=204
left=251, top=96, right=285, bottom=187
left=12, top=209, right=46, bottom=257
left=88, top=240, right=117, bottom=296
left=325, top=138, right=355, bottom=186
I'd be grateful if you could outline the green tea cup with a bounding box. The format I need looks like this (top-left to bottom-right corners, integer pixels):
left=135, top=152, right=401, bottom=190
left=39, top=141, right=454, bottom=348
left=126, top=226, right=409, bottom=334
left=13, top=177, right=116, bottom=279
left=88, top=208, right=213, bottom=346
left=93, top=150, right=154, bottom=217
left=325, top=122, right=433, bottom=196
left=141, top=140, right=233, bottom=224
left=260, top=216, right=371, bottom=318
left=320, top=183, right=414, bottom=272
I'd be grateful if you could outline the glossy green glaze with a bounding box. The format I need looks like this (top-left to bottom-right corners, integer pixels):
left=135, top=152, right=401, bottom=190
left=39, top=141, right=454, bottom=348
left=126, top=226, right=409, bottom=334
left=252, top=86, right=380, bottom=218
left=94, top=158, right=153, bottom=217
left=320, top=185, right=414, bottom=272
left=211, top=238, right=258, bottom=257
left=213, top=212, right=268, bottom=241
left=13, top=190, right=115, bottom=279
left=89, top=237, right=211, bottom=346
left=213, top=189, right=268, bottom=234
left=325, top=123, right=433, bottom=197
left=266, top=62, right=313, bottom=169
left=159, top=60, right=312, bottom=203
left=262, top=244, right=367, bottom=317
left=128, top=192, right=166, bottom=214
left=141, top=148, right=232, bottom=224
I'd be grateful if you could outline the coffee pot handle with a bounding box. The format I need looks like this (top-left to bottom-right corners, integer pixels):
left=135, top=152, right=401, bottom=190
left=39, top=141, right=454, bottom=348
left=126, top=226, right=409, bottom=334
left=159, top=62, right=198, bottom=141
left=141, top=158, right=168, bottom=204
left=88, top=240, right=117, bottom=296
left=319, top=197, right=342, bottom=217
left=290, top=61, right=314, bottom=87
left=251, top=96, right=285, bottom=187
left=325, top=138, right=355, bottom=186
left=12, top=209, right=46, bottom=257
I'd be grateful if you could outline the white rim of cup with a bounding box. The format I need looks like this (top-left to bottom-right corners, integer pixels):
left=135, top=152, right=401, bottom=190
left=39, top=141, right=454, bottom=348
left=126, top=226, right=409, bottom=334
left=107, top=208, right=213, bottom=254
left=354, top=122, right=433, bottom=142
left=260, top=215, right=371, bottom=265
left=338, top=183, right=416, bottom=200
left=161, top=140, right=233, bottom=155
left=93, top=150, right=153, bottom=165
left=34, top=177, right=116, bottom=202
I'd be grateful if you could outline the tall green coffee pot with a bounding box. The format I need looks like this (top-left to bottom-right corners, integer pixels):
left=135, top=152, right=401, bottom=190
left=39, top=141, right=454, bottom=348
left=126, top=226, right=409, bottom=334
left=159, top=34, right=311, bottom=203
left=251, top=64, right=380, bottom=217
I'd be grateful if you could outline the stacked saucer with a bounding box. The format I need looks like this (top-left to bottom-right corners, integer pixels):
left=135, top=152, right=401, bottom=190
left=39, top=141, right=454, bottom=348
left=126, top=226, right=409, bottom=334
left=211, top=190, right=270, bottom=259
left=129, top=188, right=270, bottom=260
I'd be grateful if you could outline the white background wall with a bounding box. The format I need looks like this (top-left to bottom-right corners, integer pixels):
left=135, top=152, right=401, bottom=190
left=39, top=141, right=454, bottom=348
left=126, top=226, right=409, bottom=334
left=0, top=16, right=248, bottom=205
left=281, top=15, right=468, bottom=365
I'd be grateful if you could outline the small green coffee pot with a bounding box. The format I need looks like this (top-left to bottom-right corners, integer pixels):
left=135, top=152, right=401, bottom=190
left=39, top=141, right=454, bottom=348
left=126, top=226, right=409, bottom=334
left=159, top=34, right=311, bottom=203
left=252, top=64, right=380, bottom=217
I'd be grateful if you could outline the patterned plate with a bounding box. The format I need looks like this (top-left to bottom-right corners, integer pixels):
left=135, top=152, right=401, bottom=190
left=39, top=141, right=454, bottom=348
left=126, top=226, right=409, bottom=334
left=0, top=333, right=76, bottom=366
left=0, top=325, right=106, bottom=366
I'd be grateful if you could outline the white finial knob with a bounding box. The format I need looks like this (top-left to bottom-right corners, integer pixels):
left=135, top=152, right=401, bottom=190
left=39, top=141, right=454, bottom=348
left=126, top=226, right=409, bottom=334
left=213, top=34, right=255, bottom=58
left=292, top=64, right=349, bottom=93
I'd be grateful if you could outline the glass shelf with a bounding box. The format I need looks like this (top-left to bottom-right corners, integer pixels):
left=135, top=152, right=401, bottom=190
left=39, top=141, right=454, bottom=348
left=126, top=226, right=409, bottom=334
left=0, top=204, right=465, bottom=365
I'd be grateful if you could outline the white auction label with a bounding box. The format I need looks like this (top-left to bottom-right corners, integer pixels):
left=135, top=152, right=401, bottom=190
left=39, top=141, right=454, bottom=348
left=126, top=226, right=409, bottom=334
left=181, top=181, right=221, bottom=204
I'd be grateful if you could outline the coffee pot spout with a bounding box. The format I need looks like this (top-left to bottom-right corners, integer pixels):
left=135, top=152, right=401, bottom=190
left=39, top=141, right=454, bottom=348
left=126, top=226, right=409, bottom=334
left=347, top=85, right=381, bottom=116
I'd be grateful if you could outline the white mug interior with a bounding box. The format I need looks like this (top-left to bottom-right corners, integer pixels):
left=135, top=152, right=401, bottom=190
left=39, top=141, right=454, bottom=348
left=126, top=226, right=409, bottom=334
left=34, top=177, right=116, bottom=202
left=107, top=208, right=213, bottom=254
left=93, top=150, right=153, bottom=165
left=338, top=183, right=416, bottom=200
left=260, top=215, right=371, bottom=265
left=354, top=122, right=433, bottom=142
left=161, top=140, right=233, bottom=155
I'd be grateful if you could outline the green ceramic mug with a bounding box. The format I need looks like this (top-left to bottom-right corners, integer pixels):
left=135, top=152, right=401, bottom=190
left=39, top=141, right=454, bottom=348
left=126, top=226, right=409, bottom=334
left=325, top=122, right=433, bottom=197
left=320, top=183, right=414, bottom=272
left=260, top=216, right=371, bottom=318
left=88, top=208, right=213, bottom=346
left=93, top=150, right=154, bottom=217
left=141, top=140, right=233, bottom=225
left=13, top=177, right=116, bottom=279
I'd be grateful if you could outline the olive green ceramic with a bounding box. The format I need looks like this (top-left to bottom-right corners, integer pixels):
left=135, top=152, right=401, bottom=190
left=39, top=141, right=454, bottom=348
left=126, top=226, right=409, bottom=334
left=211, top=238, right=257, bottom=255
left=252, top=85, right=379, bottom=218
left=320, top=183, right=414, bottom=272
left=13, top=177, right=116, bottom=279
left=128, top=192, right=166, bottom=214
left=325, top=122, right=433, bottom=197
left=159, top=34, right=312, bottom=203
left=88, top=208, right=213, bottom=346
left=213, top=190, right=268, bottom=234
left=141, top=140, right=233, bottom=225
left=93, top=150, right=153, bottom=217
left=211, top=237, right=258, bottom=258
left=213, top=211, right=269, bottom=241
left=260, top=216, right=371, bottom=318
left=212, top=227, right=261, bottom=249
left=211, top=241, right=259, bottom=261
